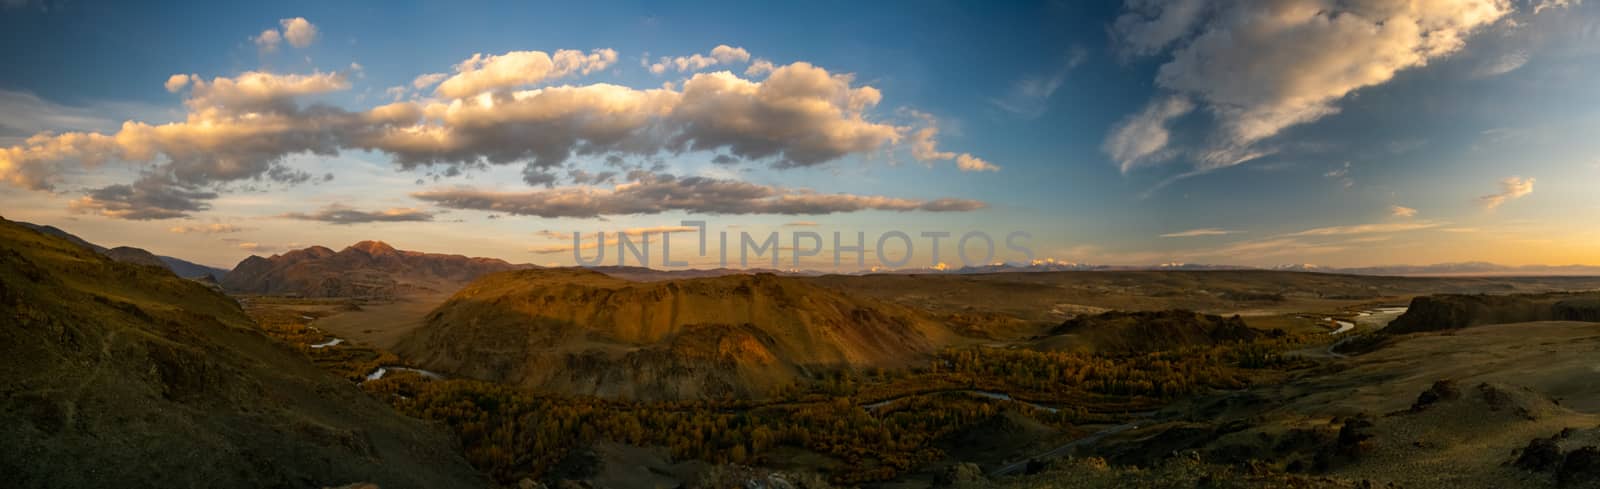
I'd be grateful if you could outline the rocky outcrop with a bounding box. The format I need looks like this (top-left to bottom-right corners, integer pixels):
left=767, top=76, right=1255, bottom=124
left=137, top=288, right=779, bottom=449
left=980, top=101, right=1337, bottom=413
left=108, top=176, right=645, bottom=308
left=1384, top=293, right=1600, bottom=334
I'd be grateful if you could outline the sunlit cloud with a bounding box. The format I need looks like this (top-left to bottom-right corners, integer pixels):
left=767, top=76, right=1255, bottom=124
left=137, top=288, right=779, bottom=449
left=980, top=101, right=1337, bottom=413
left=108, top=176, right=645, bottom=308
left=1479, top=176, right=1535, bottom=209
left=168, top=223, right=247, bottom=234
left=1159, top=228, right=1238, bottom=238
left=1389, top=205, right=1418, bottom=218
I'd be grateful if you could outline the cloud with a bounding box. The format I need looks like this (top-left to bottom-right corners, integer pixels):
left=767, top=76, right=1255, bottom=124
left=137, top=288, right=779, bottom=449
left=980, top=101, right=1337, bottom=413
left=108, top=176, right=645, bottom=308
left=279, top=17, right=318, bottom=48
left=1472, top=50, right=1530, bottom=77
left=906, top=111, right=1001, bottom=172
left=1479, top=176, right=1535, bottom=209
left=1112, top=0, right=1208, bottom=56
left=990, top=46, right=1087, bottom=118
left=1, top=57, right=991, bottom=217
left=1534, top=0, right=1581, bottom=14
left=530, top=225, right=699, bottom=254
left=179, top=70, right=349, bottom=112
left=435, top=49, right=618, bottom=99
left=1159, top=228, right=1238, bottom=238
left=279, top=204, right=436, bottom=224
left=164, top=74, right=191, bottom=93
left=649, top=45, right=751, bottom=74
left=1104, top=96, right=1193, bottom=173
left=1389, top=205, right=1418, bottom=217
left=1109, top=0, right=1514, bottom=174
left=412, top=172, right=986, bottom=218
left=956, top=154, right=999, bottom=172
left=1285, top=221, right=1441, bottom=237
left=412, top=73, right=447, bottom=90
left=253, top=29, right=281, bottom=52
left=68, top=175, right=218, bottom=220
left=535, top=225, right=697, bottom=241
left=0, top=89, right=119, bottom=146
left=784, top=221, right=819, bottom=227
left=746, top=59, right=776, bottom=77
left=236, top=242, right=275, bottom=253
left=168, top=223, right=247, bottom=234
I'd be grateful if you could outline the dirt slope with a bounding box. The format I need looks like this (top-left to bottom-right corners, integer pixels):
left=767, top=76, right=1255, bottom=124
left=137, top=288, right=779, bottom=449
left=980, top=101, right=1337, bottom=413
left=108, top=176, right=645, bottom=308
left=396, top=268, right=959, bottom=400
left=0, top=218, right=487, bottom=489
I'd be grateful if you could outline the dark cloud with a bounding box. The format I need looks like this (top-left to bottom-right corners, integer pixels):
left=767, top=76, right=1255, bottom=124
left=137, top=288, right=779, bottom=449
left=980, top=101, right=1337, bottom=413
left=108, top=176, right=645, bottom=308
left=279, top=204, right=435, bottom=224
left=412, top=172, right=986, bottom=218
left=68, top=175, right=217, bottom=220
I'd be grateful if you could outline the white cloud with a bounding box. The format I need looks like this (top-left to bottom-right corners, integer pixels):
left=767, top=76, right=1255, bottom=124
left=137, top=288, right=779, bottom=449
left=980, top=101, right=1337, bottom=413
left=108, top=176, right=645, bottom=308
left=956, top=154, right=999, bottom=172
left=1103, top=96, right=1193, bottom=173
left=1479, top=176, right=1534, bottom=209
left=1286, top=221, right=1441, bottom=237
left=649, top=45, right=751, bottom=74
left=435, top=49, right=618, bottom=99
left=1390, top=205, right=1419, bottom=217
left=411, top=72, right=447, bottom=89
left=1, top=59, right=992, bottom=218
left=164, top=74, right=191, bottom=93
left=253, top=29, right=281, bottom=52
left=1534, top=0, right=1582, bottom=14
left=1159, top=228, right=1238, bottom=238
left=279, top=17, right=318, bottom=48
left=745, top=59, right=776, bottom=77
left=1109, top=0, right=1515, bottom=174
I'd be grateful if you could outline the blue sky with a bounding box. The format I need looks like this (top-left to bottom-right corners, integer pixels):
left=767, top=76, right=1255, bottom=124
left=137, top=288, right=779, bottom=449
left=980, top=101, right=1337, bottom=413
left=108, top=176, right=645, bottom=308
left=1, top=0, right=1597, bottom=269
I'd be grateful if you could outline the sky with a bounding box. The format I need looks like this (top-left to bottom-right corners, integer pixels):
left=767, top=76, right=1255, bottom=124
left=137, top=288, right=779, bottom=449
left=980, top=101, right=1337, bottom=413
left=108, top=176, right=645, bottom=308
left=1, top=0, right=1598, bottom=271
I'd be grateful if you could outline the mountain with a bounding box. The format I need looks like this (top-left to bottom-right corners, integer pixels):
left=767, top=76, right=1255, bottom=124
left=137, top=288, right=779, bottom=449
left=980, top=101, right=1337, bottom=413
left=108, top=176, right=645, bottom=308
left=394, top=268, right=959, bottom=400
left=0, top=217, right=487, bottom=488
left=14, top=221, right=228, bottom=280
left=222, top=240, right=528, bottom=298
left=102, top=246, right=168, bottom=269
left=158, top=256, right=229, bottom=281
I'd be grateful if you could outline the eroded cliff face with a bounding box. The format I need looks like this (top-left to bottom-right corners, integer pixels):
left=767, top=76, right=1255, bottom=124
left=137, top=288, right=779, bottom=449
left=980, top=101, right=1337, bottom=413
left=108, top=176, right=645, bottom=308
left=395, top=268, right=959, bottom=400
left=1385, top=293, right=1600, bottom=334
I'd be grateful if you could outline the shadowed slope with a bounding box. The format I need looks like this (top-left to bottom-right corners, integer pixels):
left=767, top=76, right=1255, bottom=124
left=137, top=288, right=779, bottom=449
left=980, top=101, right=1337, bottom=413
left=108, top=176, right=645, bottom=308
left=0, top=218, right=487, bottom=489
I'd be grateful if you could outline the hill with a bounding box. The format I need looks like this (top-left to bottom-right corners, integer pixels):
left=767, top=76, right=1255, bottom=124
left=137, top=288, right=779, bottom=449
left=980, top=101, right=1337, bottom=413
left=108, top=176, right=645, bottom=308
left=1043, top=309, right=1280, bottom=354
left=14, top=221, right=227, bottom=280
left=394, top=268, right=959, bottom=400
left=222, top=240, right=527, bottom=298
left=0, top=217, right=487, bottom=488
left=1384, top=292, right=1600, bottom=334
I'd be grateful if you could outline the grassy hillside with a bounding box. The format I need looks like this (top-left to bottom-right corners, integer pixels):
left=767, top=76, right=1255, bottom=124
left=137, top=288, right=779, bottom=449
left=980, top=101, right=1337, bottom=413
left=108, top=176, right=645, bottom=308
left=0, top=218, right=487, bottom=489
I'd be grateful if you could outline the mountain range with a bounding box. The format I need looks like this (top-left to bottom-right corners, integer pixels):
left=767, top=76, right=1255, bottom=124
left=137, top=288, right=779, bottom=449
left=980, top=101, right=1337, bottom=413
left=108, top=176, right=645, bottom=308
left=222, top=240, right=530, bottom=298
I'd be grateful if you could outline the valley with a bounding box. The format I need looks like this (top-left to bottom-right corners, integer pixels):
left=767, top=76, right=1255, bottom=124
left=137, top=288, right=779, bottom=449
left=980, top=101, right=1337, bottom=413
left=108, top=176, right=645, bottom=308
left=7, top=221, right=1600, bottom=488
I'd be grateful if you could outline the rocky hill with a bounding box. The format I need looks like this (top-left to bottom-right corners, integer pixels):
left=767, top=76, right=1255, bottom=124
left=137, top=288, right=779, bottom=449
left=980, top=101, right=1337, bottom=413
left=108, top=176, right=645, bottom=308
left=223, top=240, right=526, bottom=298
left=394, top=268, right=959, bottom=400
left=1384, top=293, right=1600, bottom=334
left=0, top=217, right=486, bottom=488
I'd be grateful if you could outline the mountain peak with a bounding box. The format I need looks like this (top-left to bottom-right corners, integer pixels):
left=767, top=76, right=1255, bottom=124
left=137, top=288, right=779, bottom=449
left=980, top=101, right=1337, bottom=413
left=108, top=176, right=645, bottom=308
left=349, top=240, right=398, bottom=255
